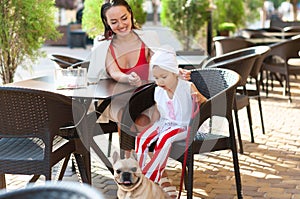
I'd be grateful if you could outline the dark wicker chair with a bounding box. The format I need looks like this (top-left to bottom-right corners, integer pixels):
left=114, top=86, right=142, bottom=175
left=204, top=48, right=260, bottom=153
left=118, top=83, right=157, bottom=158
left=262, top=36, right=300, bottom=102
left=0, top=181, right=104, bottom=199
left=119, top=69, right=242, bottom=199
left=70, top=61, right=90, bottom=69
left=239, top=28, right=283, bottom=39
left=206, top=46, right=271, bottom=135
left=213, top=36, right=255, bottom=56
left=282, top=26, right=300, bottom=39
left=0, top=87, right=85, bottom=188
left=50, top=54, right=84, bottom=69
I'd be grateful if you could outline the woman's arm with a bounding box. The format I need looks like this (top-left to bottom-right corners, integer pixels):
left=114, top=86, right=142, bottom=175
left=179, top=68, right=191, bottom=80
left=150, top=104, right=160, bottom=125
left=106, top=50, right=142, bottom=86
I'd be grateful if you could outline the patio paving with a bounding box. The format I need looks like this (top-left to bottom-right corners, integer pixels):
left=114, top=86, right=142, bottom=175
left=3, top=37, right=300, bottom=198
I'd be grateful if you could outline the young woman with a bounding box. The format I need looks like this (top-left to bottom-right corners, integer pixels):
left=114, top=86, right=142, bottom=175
left=88, top=0, right=190, bottom=123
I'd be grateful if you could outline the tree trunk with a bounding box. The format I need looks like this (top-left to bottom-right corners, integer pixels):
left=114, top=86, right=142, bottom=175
left=291, top=0, right=298, bottom=21
left=152, top=0, right=158, bottom=25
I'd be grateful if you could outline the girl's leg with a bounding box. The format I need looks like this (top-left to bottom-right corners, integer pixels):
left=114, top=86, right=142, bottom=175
left=135, top=124, right=159, bottom=169
left=142, top=127, right=186, bottom=182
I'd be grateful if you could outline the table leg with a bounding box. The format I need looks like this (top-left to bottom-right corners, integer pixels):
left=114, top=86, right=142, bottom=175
left=0, top=174, right=6, bottom=189
left=91, top=140, right=114, bottom=174
left=74, top=139, right=91, bottom=184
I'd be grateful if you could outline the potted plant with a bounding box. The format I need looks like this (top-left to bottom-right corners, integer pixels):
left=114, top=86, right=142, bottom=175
left=160, top=0, right=210, bottom=51
left=212, top=0, right=244, bottom=37
left=0, top=0, right=60, bottom=84
left=217, top=22, right=237, bottom=36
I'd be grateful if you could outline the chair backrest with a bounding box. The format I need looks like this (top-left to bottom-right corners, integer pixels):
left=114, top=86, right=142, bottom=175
left=249, top=46, right=271, bottom=78
left=283, top=26, right=300, bottom=32
left=260, top=27, right=283, bottom=32
left=0, top=181, right=104, bottom=199
left=265, top=36, right=300, bottom=62
left=50, top=54, right=84, bottom=69
left=239, top=29, right=271, bottom=39
left=70, top=61, right=90, bottom=70
left=190, top=68, right=240, bottom=125
left=204, top=47, right=260, bottom=86
left=213, top=36, right=255, bottom=56
left=282, top=26, right=300, bottom=39
left=0, top=87, right=84, bottom=140
left=120, top=83, right=156, bottom=151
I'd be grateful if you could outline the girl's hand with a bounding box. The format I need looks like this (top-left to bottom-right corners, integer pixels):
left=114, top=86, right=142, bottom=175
left=128, top=72, right=142, bottom=86
left=179, top=68, right=191, bottom=80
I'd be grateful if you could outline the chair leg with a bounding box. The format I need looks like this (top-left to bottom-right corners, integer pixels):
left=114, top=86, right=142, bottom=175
left=91, top=140, right=114, bottom=175
left=255, top=80, right=265, bottom=135
left=73, top=153, right=90, bottom=184
left=229, top=122, right=243, bottom=199
left=108, top=132, right=113, bottom=157
left=259, top=70, right=265, bottom=91
left=246, top=104, right=255, bottom=143
left=257, top=96, right=265, bottom=134
left=56, top=154, right=71, bottom=180
left=266, top=71, right=269, bottom=97
left=29, top=175, right=40, bottom=183
left=233, top=110, right=244, bottom=154
left=184, top=166, right=188, bottom=190
left=285, top=74, right=292, bottom=103
left=187, top=149, right=194, bottom=199
left=0, top=174, right=6, bottom=189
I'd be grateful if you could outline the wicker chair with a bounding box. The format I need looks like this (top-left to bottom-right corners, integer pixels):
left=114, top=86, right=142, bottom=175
left=206, top=46, right=271, bottom=135
left=204, top=48, right=260, bottom=153
left=118, top=83, right=157, bottom=158
left=50, top=54, right=84, bottom=69
left=283, top=26, right=300, bottom=39
left=213, top=36, right=255, bottom=56
left=119, top=69, right=242, bottom=199
left=0, top=87, right=85, bottom=188
left=262, top=36, right=300, bottom=102
left=0, top=181, right=104, bottom=199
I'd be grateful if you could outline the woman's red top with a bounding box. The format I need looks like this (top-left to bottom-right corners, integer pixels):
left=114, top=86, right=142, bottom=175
left=109, top=42, right=149, bottom=80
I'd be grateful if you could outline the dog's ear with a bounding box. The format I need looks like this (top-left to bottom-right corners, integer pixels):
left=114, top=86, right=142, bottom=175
left=112, top=151, right=120, bottom=164
left=130, top=150, right=138, bottom=161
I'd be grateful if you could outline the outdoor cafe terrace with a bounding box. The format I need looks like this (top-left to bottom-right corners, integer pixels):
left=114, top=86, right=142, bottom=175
left=1, top=23, right=300, bottom=198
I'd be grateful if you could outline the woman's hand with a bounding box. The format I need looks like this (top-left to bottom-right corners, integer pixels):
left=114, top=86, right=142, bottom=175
left=192, top=92, right=207, bottom=104
left=179, top=68, right=191, bottom=80
left=128, top=72, right=142, bottom=86
left=191, top=83, right=207, bottom=104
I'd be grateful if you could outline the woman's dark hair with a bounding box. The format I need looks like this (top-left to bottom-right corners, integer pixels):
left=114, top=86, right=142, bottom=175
left=100, top=0, right=138, bottom=40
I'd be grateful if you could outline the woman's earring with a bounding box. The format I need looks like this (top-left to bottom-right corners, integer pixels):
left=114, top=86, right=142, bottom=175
left=108, top=30, right=113, bottom=37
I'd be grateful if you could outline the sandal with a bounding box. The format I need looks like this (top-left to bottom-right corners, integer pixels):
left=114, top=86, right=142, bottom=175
left=159, top=177, right=178, bottom=199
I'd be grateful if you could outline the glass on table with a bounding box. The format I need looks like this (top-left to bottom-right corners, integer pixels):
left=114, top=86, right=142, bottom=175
left=54, top=67, right=87, bottom=89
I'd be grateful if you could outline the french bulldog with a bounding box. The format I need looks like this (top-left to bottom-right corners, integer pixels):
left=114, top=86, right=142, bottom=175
left=112, top=151, right=170, bottom=199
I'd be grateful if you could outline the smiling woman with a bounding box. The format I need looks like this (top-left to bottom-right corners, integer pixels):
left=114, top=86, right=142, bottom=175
left=88, top=0, right=159, bottom=85
left=87, top=0, right=161, bottom=123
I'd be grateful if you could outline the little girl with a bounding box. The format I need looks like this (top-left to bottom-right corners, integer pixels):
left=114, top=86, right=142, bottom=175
left=135, top=47, right=207, bottom=198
